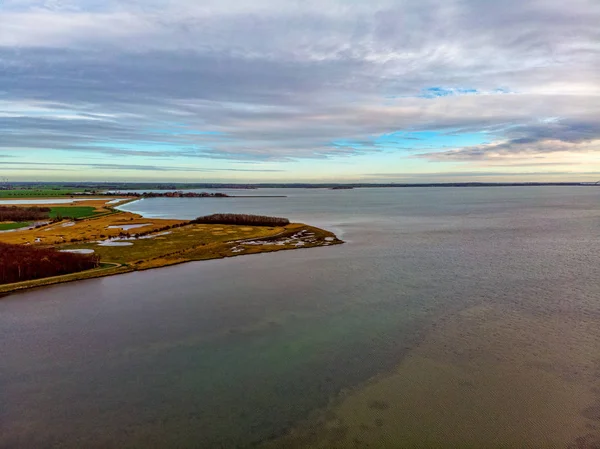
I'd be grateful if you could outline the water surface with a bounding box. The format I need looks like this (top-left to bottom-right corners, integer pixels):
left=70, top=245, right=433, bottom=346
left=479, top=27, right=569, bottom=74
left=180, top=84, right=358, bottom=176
left=2, top=187, right=600, bottom=448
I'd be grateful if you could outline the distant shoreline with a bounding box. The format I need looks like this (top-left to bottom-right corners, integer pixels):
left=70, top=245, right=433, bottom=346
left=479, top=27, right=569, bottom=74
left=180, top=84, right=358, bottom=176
left=1, top=182, right=599, bottom=197
left=97, top=182, right=600, bottom=189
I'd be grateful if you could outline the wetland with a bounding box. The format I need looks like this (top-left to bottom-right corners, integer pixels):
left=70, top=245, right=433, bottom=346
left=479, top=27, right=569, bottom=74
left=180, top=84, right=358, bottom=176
left=0, top=196, right=341, bottom=293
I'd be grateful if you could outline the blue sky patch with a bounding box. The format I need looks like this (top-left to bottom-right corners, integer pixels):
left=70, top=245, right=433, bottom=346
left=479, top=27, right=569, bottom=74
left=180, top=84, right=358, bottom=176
left=418, top=87, right=480, bottom=99
left=374, top=130, right=490, bottom=150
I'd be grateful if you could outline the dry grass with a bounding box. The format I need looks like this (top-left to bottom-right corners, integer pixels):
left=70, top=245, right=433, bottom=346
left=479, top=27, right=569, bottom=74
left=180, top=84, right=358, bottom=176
left=60, top=223, right=288, bottom=265
left=133, top=224, right=340, bottom=269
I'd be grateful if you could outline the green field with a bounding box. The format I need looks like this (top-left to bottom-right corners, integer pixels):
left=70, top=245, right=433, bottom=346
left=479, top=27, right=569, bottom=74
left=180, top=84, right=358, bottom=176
left=0, top=222, right=30, bottom=230
left=50, top=207, right=99, bottom=219
left=0, top=189, right=83, bottom=198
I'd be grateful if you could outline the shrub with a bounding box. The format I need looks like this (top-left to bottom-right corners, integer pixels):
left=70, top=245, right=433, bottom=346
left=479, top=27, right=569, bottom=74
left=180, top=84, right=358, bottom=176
left=0, top=206, right=50, bottom=222
left=0, top=243, right=99, bottom=285
left=191, top=214, right=290, bottom=227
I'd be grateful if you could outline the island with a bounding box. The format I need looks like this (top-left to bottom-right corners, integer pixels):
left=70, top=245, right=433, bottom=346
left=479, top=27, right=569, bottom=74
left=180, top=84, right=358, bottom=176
left=0, top=197, right=343, bottom=294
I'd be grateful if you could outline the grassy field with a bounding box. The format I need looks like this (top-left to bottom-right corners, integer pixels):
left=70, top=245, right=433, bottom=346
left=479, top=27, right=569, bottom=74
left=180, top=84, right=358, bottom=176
left=0, top=222, right=30, bottom=230
left=60, top=223, right=284, bottom=265
left=0, top=189, right=82, bottom=198
left=49, top=206, right=100, bottom=219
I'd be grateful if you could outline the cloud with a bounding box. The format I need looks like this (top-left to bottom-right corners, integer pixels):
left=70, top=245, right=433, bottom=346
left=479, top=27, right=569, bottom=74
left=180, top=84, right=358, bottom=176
left=365, top=170, right=600, bottom=179
left=0, top=0, right=598, bottom=178
left=0, top=161, right=285, bottom=172
left=419, top=119, right=600, bottom=162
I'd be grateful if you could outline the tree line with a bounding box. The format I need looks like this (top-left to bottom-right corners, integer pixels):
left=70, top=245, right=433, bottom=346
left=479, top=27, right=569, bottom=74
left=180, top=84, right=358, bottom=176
left=103, top=191, right=230, bottom=198
left=0, top=243, right=100, bottom=285
left=191, top=214, right=290, bottom=227
left=0, top=206, right=51, bottom=222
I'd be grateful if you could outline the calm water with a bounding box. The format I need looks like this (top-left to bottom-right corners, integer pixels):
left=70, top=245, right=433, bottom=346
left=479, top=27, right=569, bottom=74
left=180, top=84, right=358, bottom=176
left=2, top=187, right=600, bottom=448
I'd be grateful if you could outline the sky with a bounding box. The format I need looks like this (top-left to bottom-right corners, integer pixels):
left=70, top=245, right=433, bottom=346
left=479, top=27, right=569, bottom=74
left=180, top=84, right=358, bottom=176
left=1, top=0, right=599, bottom=183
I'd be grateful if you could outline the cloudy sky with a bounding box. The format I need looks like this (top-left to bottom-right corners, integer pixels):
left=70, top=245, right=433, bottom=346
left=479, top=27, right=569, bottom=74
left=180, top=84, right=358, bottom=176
left=1, top=0, right=599, bottom=182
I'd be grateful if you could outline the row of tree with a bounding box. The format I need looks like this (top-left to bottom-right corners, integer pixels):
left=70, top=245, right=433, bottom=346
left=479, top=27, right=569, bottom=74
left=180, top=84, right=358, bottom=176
left=0, top=243, right=100, bottom=285
left=104, top=191, right=230, bottom=198
left=0, top=206, right=51, bottom=222
left=192, top=214, right=290, bottom=227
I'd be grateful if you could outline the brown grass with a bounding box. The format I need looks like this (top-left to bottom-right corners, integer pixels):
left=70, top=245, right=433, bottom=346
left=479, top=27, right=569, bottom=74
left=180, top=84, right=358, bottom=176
left=60, top=223, right=288, bottom=265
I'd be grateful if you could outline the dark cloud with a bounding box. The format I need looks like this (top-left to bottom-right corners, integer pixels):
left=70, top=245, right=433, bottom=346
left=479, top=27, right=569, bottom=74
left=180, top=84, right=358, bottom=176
left=419, top=120, right=600, bottom=162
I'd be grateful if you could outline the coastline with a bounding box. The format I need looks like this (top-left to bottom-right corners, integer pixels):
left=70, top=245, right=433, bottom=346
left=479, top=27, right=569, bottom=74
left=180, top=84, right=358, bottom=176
left=0, top=226, right=342, bottom=296
left=0, top=197, right=343, bottom=295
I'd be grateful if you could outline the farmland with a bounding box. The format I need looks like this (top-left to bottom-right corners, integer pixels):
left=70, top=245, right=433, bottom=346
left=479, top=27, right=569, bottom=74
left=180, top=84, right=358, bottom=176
left=0, top=222, right=30, bottom=231
left=49, top=206, right=101, bottom=219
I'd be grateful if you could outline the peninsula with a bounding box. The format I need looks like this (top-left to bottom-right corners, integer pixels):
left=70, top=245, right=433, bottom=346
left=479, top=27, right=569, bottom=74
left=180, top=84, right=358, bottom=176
left=0, top=197, right=342, bottom=294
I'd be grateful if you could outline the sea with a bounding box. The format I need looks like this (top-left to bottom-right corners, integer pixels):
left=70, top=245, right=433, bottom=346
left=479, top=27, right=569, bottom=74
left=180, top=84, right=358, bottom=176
left=2, top=187, right=600, bottom=448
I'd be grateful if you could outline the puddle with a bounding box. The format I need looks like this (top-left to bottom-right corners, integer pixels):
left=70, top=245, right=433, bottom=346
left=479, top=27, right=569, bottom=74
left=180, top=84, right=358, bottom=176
left=60, top=249, right=95, bottom=254
left=97, top=241, right=133, bottom=247
left=107, top=223, right=151, bottom=231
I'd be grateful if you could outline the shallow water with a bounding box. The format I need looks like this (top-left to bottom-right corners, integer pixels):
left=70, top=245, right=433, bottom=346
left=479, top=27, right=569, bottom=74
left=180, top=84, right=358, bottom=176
left=107, top=223, right=151, bottom=230
left=0, top=198, right=104, bottom=205
left=97, top=240, right=133, bottom=246
left=59, top=249, right=95, bottom=254
left=2, top=187, right=600, bottom=448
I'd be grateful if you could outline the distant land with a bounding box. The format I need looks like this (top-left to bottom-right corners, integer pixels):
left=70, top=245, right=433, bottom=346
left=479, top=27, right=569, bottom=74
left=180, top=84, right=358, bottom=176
left=1, top=181, right=599, bottom=193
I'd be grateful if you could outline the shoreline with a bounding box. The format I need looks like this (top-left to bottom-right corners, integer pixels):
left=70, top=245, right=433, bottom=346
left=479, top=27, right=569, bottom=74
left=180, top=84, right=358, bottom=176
left=0, top=199, right=343, bottom=295
left=0, top=227, right=341, bottom=296
left=0, top=197, right=343, bottom=296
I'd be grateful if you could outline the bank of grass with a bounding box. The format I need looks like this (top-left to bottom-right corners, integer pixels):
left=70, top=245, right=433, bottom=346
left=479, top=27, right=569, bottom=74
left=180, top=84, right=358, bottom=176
left=50, top=206, right=99, bottom=219
left=0, top=222, right=30, bottom=230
